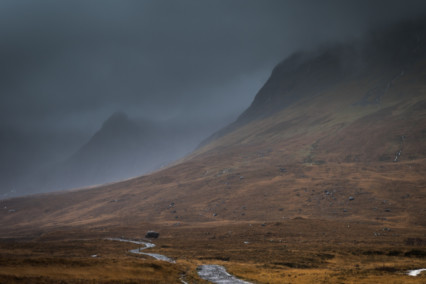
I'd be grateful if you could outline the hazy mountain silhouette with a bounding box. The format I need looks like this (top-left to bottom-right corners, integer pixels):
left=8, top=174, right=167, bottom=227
left=11, top=111, right=225, bottom=195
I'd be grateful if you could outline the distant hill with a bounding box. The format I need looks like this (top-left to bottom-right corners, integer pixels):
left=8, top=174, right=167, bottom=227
left=21, top=112, right=158, bottom=192
left=1, top=19, right=426, bottom=234
left=15, top=111, right=225, bottom=195
left=53, top=112, right=163, bottom=189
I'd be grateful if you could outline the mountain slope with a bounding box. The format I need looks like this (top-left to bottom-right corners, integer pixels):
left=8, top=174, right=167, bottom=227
left=1, top=19, right=426, bottom=235
left=201, top=19, right=426, bottom=146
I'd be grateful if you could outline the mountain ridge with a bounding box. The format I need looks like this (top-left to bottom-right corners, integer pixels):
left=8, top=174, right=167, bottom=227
left=200, top=18, right=426, bottom=147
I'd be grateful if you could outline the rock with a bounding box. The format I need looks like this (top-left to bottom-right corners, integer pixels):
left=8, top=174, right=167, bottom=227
left=349, top=196, right=355, bottom=201
left=145, top=231, right=159, bottom=239
left=279, top=167, right=287, bottom=173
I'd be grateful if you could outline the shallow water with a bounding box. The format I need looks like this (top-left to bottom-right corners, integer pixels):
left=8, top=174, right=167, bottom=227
left=197, top=264, right=252, bottom=284
left=407, top=268, right=426, bottom=276
left=106, top=238, right=175, bottom=263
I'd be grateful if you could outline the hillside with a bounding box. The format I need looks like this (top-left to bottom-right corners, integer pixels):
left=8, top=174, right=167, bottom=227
left=0, top=20, right=425, bottom=237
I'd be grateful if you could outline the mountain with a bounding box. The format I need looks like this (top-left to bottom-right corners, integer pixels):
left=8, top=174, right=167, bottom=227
left=17, top=112, right=170, bottom=194
left=1, top=19, right=426, bottom=234
left=52, top=112, right=162, bottom=188
left=201, top=19, right=426, bottom=146
left=15, top=111, right=224, bottom=195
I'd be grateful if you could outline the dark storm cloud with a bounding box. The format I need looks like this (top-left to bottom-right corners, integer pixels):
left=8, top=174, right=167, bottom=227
left=1, top=0, right=426, bottom=132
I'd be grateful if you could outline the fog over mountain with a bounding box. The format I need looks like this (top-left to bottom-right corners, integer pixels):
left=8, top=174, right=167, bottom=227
left=1, top=0, right=426, bottom=197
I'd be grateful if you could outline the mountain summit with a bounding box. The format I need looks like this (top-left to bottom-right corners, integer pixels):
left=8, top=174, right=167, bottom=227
left=201, top=19, right=426, bottom=147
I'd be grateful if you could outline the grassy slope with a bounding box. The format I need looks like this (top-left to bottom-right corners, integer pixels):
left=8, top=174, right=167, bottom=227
left=1, top=27, right=426, bottom=283
left=1, top=57, right=425, bottom=233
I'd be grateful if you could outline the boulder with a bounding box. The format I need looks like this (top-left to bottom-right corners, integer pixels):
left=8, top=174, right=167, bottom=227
left=145, top=231, right=159, bottom=239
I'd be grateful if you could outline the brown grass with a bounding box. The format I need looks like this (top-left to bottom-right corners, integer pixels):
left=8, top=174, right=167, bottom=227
left=0, top=51, right=425, bottom=283
left=1, top=220, right=425, bottom=283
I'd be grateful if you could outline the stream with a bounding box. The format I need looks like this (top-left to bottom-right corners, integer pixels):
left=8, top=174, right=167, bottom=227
left=197, top=265, right=252, bottom=284
left=105, top=237, right=175, bottom=263
left=105, top=238, right=252, bottom=283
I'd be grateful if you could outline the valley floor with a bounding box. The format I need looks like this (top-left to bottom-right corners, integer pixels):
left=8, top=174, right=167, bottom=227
left=0, top=219, right=425, bottom=283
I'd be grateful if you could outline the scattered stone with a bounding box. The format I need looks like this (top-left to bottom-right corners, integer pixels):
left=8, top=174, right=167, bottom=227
left=145, top=231, right=159, bottom=239
left=349, top=196, right=355, bottom=201
left=240, top=176, right=245, bottom=180
left=213, top=213, right=217, bottom=217
left=279, top=167, right=287, bottom=173
left=385, top=208, right=391, bottom=212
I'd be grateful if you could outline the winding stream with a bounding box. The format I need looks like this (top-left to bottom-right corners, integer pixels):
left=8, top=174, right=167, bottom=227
left=105, top=237, right=175, bottom=263
left=105, top=238, right=252, bottom=283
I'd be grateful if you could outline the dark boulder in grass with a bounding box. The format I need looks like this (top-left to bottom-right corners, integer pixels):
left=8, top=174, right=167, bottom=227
left=145, top=231, right=159, bottom=239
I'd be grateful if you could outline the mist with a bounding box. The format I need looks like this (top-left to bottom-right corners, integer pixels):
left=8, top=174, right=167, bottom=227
left=1, top=0, right=426, bottom=197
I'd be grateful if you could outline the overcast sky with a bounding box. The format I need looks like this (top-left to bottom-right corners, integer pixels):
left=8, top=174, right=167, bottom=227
left=1, top=0, right=426, bottom=134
